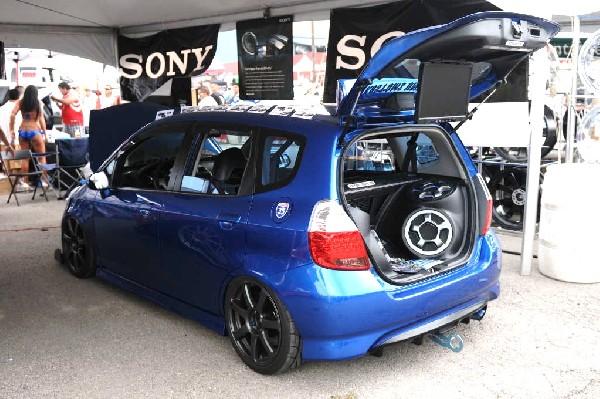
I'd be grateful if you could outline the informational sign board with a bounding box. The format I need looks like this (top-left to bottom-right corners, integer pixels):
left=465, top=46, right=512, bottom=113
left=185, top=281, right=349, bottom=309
left=236, top=15, right=294, bottom=100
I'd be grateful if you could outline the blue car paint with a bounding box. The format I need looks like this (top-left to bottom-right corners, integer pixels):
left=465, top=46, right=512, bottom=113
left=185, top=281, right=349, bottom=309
left=258, top=233, right=501, bottom=360
left=60, top=12, right=559, bottom=367
left=157, top=192, right=252, bottom=314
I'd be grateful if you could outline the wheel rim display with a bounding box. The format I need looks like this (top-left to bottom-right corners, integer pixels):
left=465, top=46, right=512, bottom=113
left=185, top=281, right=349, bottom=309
left=577, top=106, right=600, bottom=163
left=488, top=168, right=541, bottom=230
left=578, top=29, right=600, bottom=94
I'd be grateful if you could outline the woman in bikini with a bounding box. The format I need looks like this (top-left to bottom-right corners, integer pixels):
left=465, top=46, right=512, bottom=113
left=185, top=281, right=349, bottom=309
left=9, top=85, right=47, bottom=188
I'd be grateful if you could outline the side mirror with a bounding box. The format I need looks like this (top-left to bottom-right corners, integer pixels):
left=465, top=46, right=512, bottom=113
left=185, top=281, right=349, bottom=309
left=89, top=171, right=109, bottom=190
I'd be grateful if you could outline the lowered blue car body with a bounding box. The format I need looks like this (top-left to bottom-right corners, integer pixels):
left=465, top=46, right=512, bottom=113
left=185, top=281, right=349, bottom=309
left=61, top=12, right=557, bottom=374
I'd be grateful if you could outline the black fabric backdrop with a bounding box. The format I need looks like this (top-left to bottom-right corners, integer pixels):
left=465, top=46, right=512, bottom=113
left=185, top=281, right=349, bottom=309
left=322, top=0, right=501, bottom=103
left=118, top=24, right=219, bottom=102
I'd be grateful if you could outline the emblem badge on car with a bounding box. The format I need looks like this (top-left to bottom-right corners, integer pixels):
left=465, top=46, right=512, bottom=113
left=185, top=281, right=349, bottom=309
left=272, top=198, right=293, bottom=223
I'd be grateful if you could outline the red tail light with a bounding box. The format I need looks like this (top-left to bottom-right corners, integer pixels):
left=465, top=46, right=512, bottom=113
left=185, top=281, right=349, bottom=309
left=475, top=173, right=493, bottom=235
left=482, top=197, right=493, bottom=236
left=308, top=200, right=370, bottom=271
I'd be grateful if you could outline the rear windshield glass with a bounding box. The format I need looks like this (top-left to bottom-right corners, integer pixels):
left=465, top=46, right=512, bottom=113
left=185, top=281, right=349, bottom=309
left=386, top=58, right=493, bottom=86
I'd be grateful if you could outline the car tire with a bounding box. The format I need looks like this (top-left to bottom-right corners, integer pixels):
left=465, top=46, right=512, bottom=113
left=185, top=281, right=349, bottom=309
left=62, top=216, right=96, bottom=278
left=225, top=277, right=302, bottom=375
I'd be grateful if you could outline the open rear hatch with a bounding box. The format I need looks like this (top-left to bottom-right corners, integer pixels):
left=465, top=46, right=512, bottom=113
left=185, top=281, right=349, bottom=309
left=336, top=12, right=559, bottom=133
left=336, top=12, right=558, bottom=283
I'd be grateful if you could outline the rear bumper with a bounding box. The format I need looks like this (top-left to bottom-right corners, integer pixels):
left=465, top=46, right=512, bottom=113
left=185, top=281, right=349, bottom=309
left=264, top=232, right=501, bottom=361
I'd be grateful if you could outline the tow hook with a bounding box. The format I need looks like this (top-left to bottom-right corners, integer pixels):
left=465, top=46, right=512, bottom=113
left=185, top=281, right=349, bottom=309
left=429, top=332, right=464, bottom=352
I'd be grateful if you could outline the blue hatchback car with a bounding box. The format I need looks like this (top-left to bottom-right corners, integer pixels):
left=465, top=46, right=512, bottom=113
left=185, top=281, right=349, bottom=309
left=59, top=12, right=558, bottom=374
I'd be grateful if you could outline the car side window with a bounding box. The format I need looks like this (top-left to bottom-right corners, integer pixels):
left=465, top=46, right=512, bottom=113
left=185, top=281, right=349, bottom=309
left=112, top=130, right=185, bottom=190
left=181, top=129, right=251, bottom=195
left=259, top=134, right=303, bottom=189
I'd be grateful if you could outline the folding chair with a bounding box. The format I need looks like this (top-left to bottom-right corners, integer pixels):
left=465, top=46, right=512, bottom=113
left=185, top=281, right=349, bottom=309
left=38, top=137, right=89, bottom=199
left=0, top=149, right=49, bottom=206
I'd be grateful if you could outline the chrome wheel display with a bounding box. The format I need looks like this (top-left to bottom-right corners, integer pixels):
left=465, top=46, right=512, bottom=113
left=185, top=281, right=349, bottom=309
left=579, top=29, right=600, bottom=94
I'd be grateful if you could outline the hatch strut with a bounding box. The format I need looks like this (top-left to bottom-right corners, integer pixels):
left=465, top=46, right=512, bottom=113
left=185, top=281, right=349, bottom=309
left=338, top=78, right=372, bottom=146
left=454, top=82, right=501, bottom=131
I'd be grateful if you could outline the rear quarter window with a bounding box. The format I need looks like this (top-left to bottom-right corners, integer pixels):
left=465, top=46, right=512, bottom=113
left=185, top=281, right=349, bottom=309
left=258, top=133, right=304, bottom=191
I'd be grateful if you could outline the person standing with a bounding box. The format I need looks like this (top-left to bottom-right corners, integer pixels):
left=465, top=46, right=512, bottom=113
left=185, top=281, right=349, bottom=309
left=80, top=86, right=96, bottom=134
left=0, top=88, right=22, bottom=146
left=9, top=85, right=47, bottom=189
left=0, top=126, right=14, bottom=156
left=210, top=83, right=224, bottom=105
left=98, top=85, right=120, bottom=109
left=224, top=84, right=240, bottom=104
left=198, top=87, right=218, bottom=108
left=51, top=82, right=84, bottom=138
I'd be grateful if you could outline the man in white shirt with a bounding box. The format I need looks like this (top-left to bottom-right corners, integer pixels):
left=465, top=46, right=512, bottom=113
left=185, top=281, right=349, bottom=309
left=80, top=86, right=96, bottom=134
left=198, top=87, right=218, bottom=108
left=0, top=89, right=22, bottom=145
left=99, top=85, right=120, bottom=109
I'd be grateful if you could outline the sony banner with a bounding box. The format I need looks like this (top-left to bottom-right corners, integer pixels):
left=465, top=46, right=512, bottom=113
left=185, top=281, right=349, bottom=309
left=323, top=0, right=500, bottom=103
left=236, top=15, right=294, bottom=100
left=118, top=24, right=219, bottom=102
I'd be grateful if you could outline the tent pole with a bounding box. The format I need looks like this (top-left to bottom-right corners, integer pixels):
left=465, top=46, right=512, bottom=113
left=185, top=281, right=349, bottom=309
left=520, top=48, right=547, bottom=276
left=566, top=16, right=580, bottom=163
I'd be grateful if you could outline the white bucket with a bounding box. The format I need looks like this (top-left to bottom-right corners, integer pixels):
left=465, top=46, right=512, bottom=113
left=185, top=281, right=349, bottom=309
left=538, top=163, right=600, bottom=283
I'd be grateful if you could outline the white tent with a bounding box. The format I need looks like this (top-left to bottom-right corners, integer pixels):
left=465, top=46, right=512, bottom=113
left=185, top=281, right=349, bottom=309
left=0, top=0, right=390, bottom=66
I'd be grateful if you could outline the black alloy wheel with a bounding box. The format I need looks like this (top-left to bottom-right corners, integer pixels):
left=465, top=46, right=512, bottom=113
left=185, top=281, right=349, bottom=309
left=62, top=216, right=96, bottom=278
left=488, top=168, right=541, bottom=231
left=225, top=278, right=302, bottom=375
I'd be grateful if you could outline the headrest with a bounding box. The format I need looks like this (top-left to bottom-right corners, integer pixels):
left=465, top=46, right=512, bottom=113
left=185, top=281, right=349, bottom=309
left=212, top=147, right=247, bottom=182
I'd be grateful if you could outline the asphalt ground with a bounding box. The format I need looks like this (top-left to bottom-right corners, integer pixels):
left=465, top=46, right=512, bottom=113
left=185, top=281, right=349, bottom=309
left=0, top=193, right=598, bottom=399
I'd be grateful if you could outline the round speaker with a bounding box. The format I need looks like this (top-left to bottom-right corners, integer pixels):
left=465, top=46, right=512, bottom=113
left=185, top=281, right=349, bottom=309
left=402, top=208, right=454, bottom=258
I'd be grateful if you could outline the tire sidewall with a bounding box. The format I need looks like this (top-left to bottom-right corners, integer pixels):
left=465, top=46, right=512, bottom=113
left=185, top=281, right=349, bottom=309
left=62, top=215, right=96, bottom=278
left=224, top=276, right=297, bottom=375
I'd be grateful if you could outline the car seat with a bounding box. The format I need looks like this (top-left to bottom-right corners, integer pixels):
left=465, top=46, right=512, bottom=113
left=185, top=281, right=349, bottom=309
left=211, top=147, right=247, bottom=194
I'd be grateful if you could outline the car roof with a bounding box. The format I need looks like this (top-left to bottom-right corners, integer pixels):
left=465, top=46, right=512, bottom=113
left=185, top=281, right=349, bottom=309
left=147, top=110, right=342, bottom=139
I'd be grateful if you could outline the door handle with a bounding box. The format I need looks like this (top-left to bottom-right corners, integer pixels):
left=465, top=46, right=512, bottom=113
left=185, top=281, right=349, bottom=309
left=217, top=213, right=241, bottom=230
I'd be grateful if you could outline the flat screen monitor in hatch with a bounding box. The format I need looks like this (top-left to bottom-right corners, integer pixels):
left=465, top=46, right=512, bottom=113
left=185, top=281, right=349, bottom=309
left=415, top=62, right=473, bottom=123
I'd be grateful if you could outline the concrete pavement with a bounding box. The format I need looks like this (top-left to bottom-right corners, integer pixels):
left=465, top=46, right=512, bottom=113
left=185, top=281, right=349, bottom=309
left=0, top=194, right=598, bottom=399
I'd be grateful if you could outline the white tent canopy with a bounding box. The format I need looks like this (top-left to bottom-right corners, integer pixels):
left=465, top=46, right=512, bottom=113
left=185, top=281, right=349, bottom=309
left=0, top=0, right=390, bottom=66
